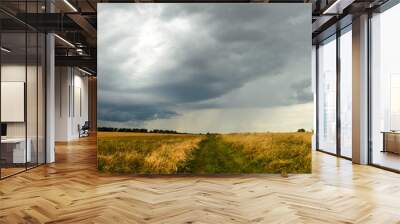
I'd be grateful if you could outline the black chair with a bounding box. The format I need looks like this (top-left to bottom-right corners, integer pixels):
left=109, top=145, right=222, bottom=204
left=79, top=121, right=90, bottom=138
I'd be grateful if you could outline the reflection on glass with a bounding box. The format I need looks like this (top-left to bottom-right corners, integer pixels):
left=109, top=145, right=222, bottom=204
left=318, top=36, right=337, bottom=154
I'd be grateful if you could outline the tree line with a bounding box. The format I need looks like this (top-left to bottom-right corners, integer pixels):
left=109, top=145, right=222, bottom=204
left=98, top=127, right=310, bottom=134
left=97, top=127, right=181, bottom=134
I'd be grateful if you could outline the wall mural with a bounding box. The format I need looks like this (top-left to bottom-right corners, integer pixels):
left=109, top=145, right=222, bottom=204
left=97, top=3, right=312, bottom=174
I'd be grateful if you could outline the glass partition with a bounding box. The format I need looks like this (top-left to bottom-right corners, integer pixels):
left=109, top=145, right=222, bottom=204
left=1, top=31, right=28, bottom=177
left=317, top=35, right=337, bottom=154
left=0, top=2, right=46, bottom=179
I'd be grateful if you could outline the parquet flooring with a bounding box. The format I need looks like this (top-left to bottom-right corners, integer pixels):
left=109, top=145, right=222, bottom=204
left=1, top=136, right=400, bottom=223
left=0, top=167, right=26, bottom=178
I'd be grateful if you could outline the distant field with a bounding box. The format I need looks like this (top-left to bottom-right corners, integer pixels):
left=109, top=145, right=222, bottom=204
left=97, top=132, right=311, bottom=174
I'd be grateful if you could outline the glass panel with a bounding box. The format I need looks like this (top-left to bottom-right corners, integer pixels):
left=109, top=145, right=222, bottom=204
left=317, top=36, right=337, bottom=154
left=340, top=27, right=352, bottom=158
left=1, top=31, right=27, bottom=177
left=0, top=1, right=46, bottom=179
left=27, top=31, right=38, bottom=169
left=371, top=4, right=400, bottom=171
left=26, top=0, right=40, bottom=169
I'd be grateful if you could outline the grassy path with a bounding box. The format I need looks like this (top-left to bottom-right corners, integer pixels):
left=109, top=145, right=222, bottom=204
left=178, top=135, right=250, bottom=174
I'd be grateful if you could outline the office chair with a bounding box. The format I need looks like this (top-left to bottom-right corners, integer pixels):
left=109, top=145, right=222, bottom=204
left=79, top=121, right=90, bottom=138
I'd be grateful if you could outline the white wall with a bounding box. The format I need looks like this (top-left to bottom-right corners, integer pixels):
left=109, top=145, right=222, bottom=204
left=71, top=73, right=89, bottom=138
left=55, top=66, right=70, bottom=141
left=55, top=67, right=89, bottom=141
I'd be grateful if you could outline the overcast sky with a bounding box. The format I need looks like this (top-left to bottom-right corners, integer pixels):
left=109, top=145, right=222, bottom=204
left=98, top=3, right=312, bottom=133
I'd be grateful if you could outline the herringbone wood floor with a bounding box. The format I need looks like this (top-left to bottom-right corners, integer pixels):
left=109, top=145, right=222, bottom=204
left=1, top=136, right=400, bottom=224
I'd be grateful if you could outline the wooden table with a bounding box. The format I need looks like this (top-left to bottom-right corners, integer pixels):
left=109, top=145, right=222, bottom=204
left=381, top=131, right=400, bottom=154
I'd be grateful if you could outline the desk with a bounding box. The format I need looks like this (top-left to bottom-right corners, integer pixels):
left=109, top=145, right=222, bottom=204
left=382, top=131, right=400, bottom=154
left=1, top=138, right=31, bottom=164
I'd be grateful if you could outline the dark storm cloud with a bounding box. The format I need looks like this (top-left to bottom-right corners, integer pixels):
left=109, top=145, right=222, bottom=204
left=98, top=102, right=179, bottom=124
left=291, top=79, right=313, bottom=103
left=98, top=3, right=311, bottom=125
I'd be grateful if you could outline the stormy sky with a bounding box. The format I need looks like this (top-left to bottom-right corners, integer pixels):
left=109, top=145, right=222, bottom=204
left=98, top=3, right=312, bottom=133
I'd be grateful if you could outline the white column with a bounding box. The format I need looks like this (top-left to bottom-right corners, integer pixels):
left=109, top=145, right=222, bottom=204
left=352, top=14, right=369, bottom=164
left=46, top=33, right=55, bottom=163
left=45, top=0, right=56, bottom=163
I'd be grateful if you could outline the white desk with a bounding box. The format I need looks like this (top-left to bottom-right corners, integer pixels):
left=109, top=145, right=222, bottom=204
left=1, top=138, right=31, bottom=163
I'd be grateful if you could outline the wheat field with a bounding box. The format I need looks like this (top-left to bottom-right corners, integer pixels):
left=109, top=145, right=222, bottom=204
left=97, top=132, right=312, bottom=174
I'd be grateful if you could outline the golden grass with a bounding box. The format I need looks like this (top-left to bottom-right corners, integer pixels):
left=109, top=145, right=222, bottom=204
left=221, top=132, right=312, bottom=173
left=97, top=132, right=204, bottom=174
left=221, top=132, right=312, bottom=153
left=97, top=132, right=312, bottom=174
left=143, top=137, right=203, bottom=173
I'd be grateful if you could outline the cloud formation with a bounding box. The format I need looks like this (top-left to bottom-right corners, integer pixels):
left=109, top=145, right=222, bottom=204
left=98, top=3, right=312, bottom=132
